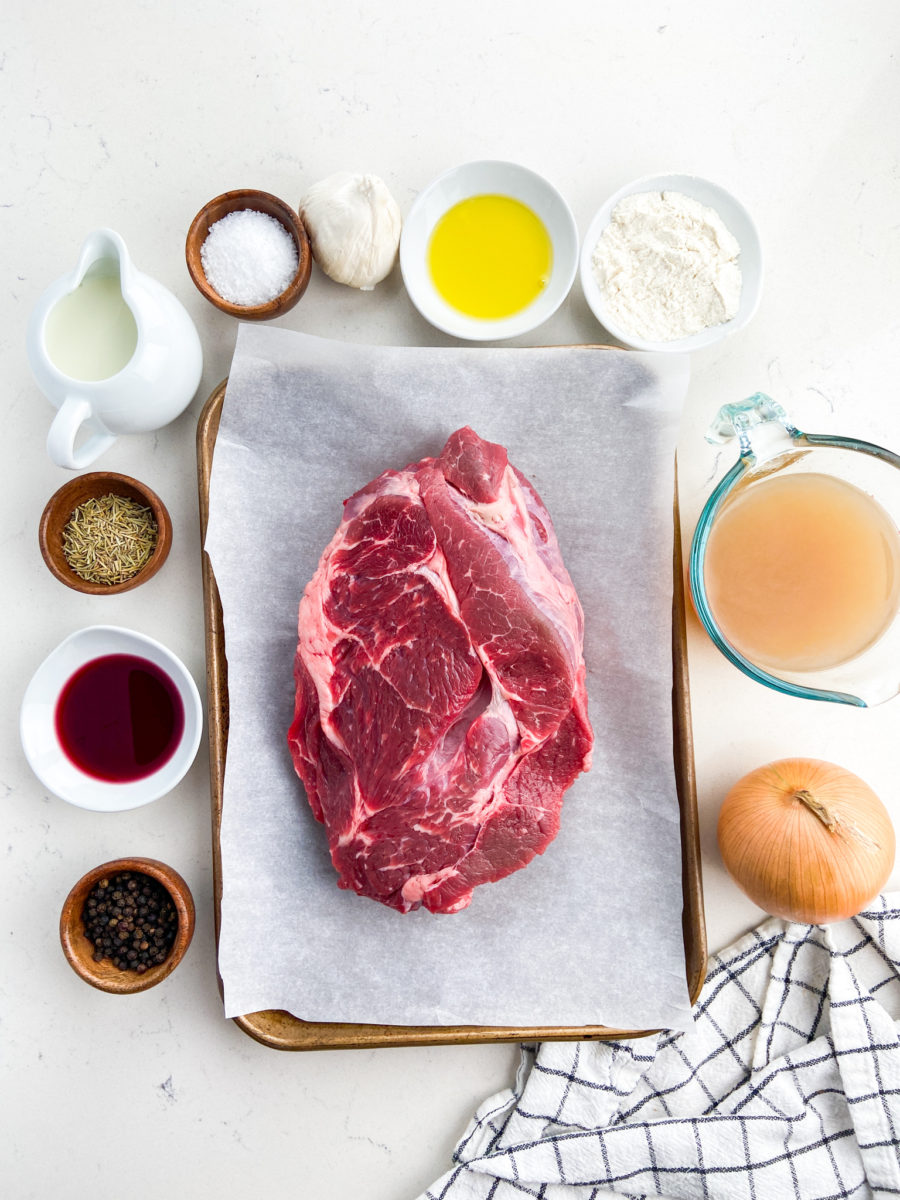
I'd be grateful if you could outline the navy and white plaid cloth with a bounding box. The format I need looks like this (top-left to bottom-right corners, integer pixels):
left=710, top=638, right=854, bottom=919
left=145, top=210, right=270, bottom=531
left=420, top=896, right=900, bottom=1199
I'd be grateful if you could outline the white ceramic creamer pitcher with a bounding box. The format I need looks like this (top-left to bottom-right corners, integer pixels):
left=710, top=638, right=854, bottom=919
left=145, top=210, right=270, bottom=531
left=27, top=229, right=203, bottom=469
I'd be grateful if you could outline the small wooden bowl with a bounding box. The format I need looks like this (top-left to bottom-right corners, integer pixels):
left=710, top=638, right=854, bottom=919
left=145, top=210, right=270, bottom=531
left=185, top=188, right=313, bottom=319
left=39, top=471, right=172, bottom=595
left=60, top=857, right=195, bottom=994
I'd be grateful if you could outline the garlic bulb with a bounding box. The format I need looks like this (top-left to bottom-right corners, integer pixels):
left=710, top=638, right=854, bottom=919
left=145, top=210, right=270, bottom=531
left=299, top=172, right=402, bottom=290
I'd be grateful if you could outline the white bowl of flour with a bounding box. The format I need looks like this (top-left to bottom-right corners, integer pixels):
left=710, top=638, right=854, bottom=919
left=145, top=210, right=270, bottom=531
left=580, top=174, right=762, bottom=353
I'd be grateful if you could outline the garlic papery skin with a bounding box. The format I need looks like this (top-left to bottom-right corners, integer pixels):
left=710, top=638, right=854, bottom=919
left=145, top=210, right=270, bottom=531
left=299, top=172, right=402, bottom=290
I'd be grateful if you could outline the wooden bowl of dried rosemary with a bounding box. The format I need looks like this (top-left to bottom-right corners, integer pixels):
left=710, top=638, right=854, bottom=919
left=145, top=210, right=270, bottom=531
left=39, top=472, right=172, bottom=594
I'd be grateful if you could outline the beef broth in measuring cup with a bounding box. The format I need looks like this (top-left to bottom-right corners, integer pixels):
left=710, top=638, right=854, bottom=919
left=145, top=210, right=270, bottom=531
left=703, top=472, right=900, bottom=674
left=690, top=393, right=900, bottom=706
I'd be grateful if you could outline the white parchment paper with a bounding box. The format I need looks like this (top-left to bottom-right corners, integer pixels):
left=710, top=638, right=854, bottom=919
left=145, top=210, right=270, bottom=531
left=205, top=326, right=693, bottom=1031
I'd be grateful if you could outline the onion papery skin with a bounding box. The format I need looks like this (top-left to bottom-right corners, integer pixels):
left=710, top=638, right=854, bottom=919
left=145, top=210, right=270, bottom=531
left=717, top=758, right=895, bottom=925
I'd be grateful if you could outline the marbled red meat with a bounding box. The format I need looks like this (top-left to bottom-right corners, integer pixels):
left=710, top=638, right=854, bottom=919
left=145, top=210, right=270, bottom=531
left=288, top=427, right=593, bottom=913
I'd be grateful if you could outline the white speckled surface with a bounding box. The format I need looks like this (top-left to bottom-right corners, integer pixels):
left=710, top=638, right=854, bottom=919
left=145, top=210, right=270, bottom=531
left=3, top=3, right=900, bottom=1197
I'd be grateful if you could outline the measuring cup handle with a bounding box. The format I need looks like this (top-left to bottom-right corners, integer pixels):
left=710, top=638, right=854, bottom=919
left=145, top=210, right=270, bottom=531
left=46, top=396, right=117, bottom=470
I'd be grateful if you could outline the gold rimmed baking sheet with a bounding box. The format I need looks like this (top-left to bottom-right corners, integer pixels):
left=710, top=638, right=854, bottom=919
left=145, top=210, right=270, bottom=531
left=197, top=376, right=706, bottom=1051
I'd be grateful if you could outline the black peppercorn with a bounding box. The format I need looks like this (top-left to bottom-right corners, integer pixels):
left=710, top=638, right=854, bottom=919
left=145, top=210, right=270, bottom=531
left=80, top=871, right=178, bottom=973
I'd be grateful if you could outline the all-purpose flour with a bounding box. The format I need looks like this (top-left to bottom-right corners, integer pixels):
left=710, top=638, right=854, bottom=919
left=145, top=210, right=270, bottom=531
left=592, top=190, right=742, bottom=342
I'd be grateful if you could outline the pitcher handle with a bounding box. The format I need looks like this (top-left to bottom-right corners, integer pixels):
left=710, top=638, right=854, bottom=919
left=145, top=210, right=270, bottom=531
left=46, top=396, right=117, bottom=470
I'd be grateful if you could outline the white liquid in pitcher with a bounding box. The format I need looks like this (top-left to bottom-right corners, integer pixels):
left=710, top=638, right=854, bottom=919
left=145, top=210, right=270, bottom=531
left=44, top=273, right=138, bottom=381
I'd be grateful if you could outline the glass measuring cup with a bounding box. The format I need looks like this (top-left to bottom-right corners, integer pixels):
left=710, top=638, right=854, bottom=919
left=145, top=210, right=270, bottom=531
left=689, top=393, right=900, bottom=706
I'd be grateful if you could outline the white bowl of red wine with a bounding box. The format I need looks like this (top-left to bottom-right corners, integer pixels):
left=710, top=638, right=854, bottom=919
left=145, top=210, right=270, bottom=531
left=20, top=626, right=203, bottom=811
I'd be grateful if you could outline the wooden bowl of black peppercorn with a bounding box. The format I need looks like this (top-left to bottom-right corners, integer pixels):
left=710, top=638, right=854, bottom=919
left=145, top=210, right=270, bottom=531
left=60, top=857, right=195, bottom=994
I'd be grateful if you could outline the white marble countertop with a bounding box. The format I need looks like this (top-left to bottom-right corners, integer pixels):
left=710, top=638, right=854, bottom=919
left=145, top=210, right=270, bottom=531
left=4, top=4, right=900, bottom=1197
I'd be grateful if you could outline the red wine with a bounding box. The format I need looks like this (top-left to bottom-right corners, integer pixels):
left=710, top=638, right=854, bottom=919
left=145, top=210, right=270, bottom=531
left=55, top=654, right=184, bottom=783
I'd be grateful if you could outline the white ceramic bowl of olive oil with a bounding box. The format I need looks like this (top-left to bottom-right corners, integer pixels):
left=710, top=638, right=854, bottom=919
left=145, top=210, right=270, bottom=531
left=400, top=160, right=579, bottom=341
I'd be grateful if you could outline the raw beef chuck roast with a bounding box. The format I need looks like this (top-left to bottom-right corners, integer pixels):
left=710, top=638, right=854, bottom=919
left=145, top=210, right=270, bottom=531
left=288, top=427, right=593, bottom=913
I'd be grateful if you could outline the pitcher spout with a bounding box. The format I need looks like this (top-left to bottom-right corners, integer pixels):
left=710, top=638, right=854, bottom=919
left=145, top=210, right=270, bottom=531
left=73, top=228, right=134, bottom=290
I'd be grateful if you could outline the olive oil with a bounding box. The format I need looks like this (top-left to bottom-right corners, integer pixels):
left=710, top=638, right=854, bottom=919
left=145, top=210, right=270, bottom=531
left=428, top=194, right=552, bottom=319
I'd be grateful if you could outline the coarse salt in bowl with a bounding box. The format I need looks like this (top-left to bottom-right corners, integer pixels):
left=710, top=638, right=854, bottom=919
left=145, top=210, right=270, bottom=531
left=185, top=189, right=313, bottom=320
left=580, top=173, right=763, bottom=353
left=201, top=210, right=298, bottom=307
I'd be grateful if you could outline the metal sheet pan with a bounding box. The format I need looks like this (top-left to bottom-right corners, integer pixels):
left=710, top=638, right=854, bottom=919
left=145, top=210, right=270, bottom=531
left=196, top=376, right=706, bottom=1050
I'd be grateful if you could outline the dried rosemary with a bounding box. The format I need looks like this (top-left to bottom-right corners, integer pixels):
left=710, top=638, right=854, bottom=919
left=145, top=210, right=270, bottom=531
left=62, top=493, right=158, bottom=585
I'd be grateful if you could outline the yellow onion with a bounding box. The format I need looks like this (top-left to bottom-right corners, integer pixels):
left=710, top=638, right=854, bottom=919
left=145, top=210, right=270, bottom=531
left=717, top=758, right=895, bottom=924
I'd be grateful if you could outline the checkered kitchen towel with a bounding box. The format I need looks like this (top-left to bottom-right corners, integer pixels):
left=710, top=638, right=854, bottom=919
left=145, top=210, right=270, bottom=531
left=420, top=896, right=900, bottom=1199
